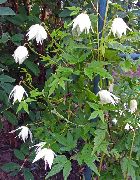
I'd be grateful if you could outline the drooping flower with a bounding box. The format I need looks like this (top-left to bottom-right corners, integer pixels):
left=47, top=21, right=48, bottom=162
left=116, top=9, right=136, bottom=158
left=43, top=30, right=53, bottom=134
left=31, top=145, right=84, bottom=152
left=130, top=99, right=137, bottom=114
left=72, top=13, right=92, bottom=35
left=112, top=118, right=117, bottom=125
left=124, top=123, right=133, bottom=130
left=9, top=126, right=33, bottom=143
left=26, top=24, right=47, bottom=44
left=30, top=142, right=46, bottom=153
left=13, top=46, right=28, bottom=64
left=111, top=17, right=132, bottom=38
left=98, top=90, right=119, bottom=105
left=32, top=148, right=55, bottom=169
left=9, top=85, right=28, bottom=104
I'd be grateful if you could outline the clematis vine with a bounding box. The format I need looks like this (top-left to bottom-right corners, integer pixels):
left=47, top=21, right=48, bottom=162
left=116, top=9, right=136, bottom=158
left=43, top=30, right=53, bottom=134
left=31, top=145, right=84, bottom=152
left=9, top=85, right=28, bottom=104
left=9, top=126, right=33, bottom=143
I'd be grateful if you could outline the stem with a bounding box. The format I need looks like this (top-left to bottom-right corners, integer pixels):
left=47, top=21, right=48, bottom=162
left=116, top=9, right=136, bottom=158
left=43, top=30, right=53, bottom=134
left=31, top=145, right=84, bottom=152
left=98, top=153, right=105, bottom=179
left=129, top=130, right=135, bottom=159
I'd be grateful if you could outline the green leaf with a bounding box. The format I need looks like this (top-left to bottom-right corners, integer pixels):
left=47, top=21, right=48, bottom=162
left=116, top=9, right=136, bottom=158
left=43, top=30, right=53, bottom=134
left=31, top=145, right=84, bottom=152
left=84, top=157, right=99, bottom=176
left=24, top=61, right=40, bottom=76
left=63, top=160, right=72, bottom=180
left=0, top=33, right=10, bottom=43
left=0, top=74, right=15, bottom=83
left=1, top=162, right=20, bottom=172
left=0, top=0, right=7, bottom=4
left=3, top=111, right=18, bottom=125
left=14, top=149, right=25, bottom=160
left=0, top=7, right=15, bottom=15
left=84, top=61, right=112, bottom=80
left=17, top=101, right=29, bottom=114
left=23, top=168, right=34, bottom=180
left=46, top=164, right=63, bottom=179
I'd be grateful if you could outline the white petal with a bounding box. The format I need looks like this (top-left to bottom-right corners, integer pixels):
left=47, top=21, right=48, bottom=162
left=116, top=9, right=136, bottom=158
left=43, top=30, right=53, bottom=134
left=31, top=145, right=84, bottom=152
left=72, top=13, right=92, bottom=35
left=13, top=46, right=28, bottom=64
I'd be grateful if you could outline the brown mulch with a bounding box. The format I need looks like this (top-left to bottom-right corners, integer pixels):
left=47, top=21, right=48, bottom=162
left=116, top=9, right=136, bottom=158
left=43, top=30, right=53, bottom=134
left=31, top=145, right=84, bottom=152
left=0, top=119, right=83, bottom=180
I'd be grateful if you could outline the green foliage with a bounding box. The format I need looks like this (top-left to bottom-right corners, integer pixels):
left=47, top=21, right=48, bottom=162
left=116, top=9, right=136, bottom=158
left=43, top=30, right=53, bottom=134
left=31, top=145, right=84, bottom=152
left=0, top=0, right=140, bottom=179
left=46, top=155, right=72, bottom=180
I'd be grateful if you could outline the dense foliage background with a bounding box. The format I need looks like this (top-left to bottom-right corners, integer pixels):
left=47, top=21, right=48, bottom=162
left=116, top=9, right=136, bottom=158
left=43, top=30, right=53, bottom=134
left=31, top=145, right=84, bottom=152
left=0, top=0, right=140, bottom=179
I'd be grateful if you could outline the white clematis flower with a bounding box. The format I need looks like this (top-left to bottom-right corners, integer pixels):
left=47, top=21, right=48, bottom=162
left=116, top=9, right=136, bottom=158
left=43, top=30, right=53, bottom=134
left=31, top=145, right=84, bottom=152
left=9, top=126, right=33, bottom=143
left=130, top=99, right=137, bottom=114
left=30, top=142, right=46, bottom=153
left=72, top=13, right=92, bottom=35
left=13, top=46, right=28, bottom=64
left=26, top=24, right=47, bottom=44
left=124, top=123, right=133, bottom=130
left=98, top=90, right=119, bottom=105
left=32, top=148, right=55, bottom=169
left=9, top=85, right=28, bottom=104
left=111, top=17, right=132, bottom=38
left=112, top=118, right=118, bottom=125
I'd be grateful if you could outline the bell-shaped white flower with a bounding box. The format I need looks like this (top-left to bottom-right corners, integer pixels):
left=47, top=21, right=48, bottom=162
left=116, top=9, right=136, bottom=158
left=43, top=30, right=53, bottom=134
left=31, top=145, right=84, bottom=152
left=13, top=46, right=28, bottom=64
left=124, top=123, right=133, bottom=130
left=9, top=126, right=33, bottom=143
left=111, top=17, right=132, bottom=38
left=30, top=142, right=46, bottom=153
left=98, top=90, right=119, bottom=105
left=26, top=24, right=47, bottom=44
left=112, top=118, right=117, bottom=125
left=130, top=99, right=137, bottom=114
left=32, top=148, right=55, bottom=169
left=9, top=85, right=28, bottom=104
left=72, top=13, right=92, bottom=35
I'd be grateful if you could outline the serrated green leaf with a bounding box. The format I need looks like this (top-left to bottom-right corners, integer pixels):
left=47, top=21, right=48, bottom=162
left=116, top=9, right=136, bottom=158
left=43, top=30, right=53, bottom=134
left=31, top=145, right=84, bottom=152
left=14, top=149, right=25, bottom=160
left=17, top=101, right=29, bottom=114
left=23, top=168, right=34, bottom=180
left=63, top=160, right=72, bottom=180
left=3, top=111, right=18, bottom=125
left=1, top=162, right=20, bottom=172
left=0, top=74, right=15, bottom=83
left=46, top=164, right=63, bottom=179
left=84, top=157, right=99, bottom=176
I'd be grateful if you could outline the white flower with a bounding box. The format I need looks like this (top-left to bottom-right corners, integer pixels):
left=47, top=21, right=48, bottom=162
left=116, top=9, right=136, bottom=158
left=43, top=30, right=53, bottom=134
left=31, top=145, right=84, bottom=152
left=9, top=85, right=28, bottom=104
left=13, top=46, right=28, bottom=64
left=112, top=118, right=117, bottom=125
left=30, top=142, right=46, bottom=153
left=124, top=123, right=133, bottom=130
left=32, top=148, right=55, bottom=169
left=72, top=13, right=92, bottom=35
left=130, top=99, right=137, bottom=114
left=9, top=126, right=33, bottom=143
left=26, top=24, right=47, bottom=44
left=98, top=90, right=119, bottom=105
left=111, top=18, right=132, bottom=38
